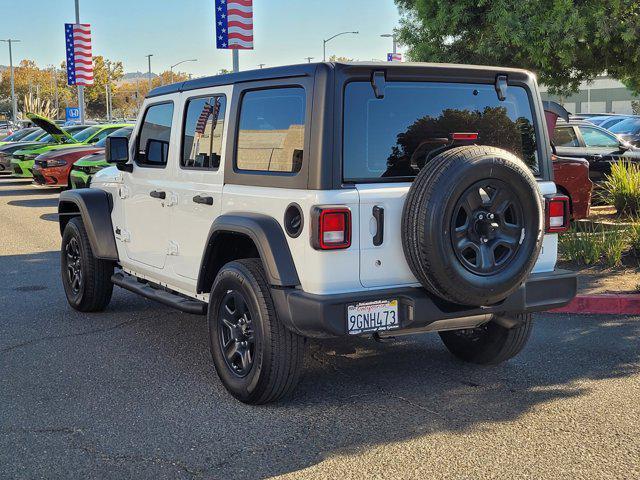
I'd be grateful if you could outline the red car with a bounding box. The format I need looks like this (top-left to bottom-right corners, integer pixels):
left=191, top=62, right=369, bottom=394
left=31, top=145, right=102, bottom=188
left=544, top=101, right=593, bottom=219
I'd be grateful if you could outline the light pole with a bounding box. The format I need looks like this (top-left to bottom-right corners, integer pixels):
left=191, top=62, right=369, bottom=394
left=74, top=0, right=85, bottom=124
left=323, top=31, right=358, bottom=61
left=305, top=57, right=314, bottom=63
left=170, top=58, right=197, bottom=84
left=1, top=39, right=20, bottom=123
left=380, top=33, right=398, bottom=54
left=146, top=54, right=154, bottom=90
left=258, top=63, right=266, bottom=69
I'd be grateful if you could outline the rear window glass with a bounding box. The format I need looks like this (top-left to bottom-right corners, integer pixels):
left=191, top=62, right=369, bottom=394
left=343, top=82, right=539, bottom=181
left=609, top=118, right=640, bottom=135
left=236, top=88, right=305, bottom=173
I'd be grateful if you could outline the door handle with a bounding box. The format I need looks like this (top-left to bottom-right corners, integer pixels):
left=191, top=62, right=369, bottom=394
left=193, top=195, right=214, bottom=205
left=373, top=206, right=384, bottom=246
left=150, top=190, right=166, bottom=199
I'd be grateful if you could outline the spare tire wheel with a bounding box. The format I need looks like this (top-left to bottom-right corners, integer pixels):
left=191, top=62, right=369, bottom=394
left=402, top=145, right=543, bottom=306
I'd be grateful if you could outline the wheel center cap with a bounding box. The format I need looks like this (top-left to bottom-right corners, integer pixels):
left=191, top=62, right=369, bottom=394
left=474, top=212, right=499, bottom=238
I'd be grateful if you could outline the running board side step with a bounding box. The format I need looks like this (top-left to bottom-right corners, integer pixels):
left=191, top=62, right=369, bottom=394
left=111, top=272, right=207, bottom=315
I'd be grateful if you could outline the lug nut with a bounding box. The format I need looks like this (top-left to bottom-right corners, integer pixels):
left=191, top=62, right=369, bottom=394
left=488, top=213, right=494, bottom=219
left=482, top=237, right=488, bottom=243
left=479, top=214, right=484, bottom=220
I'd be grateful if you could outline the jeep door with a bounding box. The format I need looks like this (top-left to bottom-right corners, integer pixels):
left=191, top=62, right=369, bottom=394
left=166, top=88, right=230, bottom=284
left=121, top=101, right=176, bottom=270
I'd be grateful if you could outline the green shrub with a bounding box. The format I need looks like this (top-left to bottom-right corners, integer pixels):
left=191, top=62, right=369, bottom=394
left=602, top=231, right=628, bottom=267
left=628, top=222, right=640, bottom=257
left=599, top=160, right=640, bottom=215
left=558, top=225, right=605, bottom=265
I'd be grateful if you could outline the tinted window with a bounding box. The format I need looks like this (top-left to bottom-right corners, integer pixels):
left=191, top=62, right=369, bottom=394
left=236, top=88, right=305, bottom=173
left=95, top=127, right=133, bottom=147
left=609, top=118, right=640, bottom=135
left=182, top=95, right=226, bottom=169
left=343, top=82, right=539, bottom=181
left=4, top=129, right=33, bottom=141
left=22, top=129, right=45, bottom=141
left=553, top=127, right=580, bottom=147
left=72, top=126, right=101, bottom=142
left=136, top=103, right=174, bottom=166
left=579, top=127, right=619, bottom=147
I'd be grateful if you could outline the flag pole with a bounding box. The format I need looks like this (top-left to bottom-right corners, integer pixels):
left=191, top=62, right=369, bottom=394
left=74, top=0, right=85, bottom=124
left=232, top=49, right=239, bottom=73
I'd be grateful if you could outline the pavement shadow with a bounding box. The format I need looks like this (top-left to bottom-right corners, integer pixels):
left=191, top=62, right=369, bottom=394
left=1, top=250, right=639, bottom=479
left=0, top=187, right=61, bottom=197
left=8, top=198, right=58, bottom=208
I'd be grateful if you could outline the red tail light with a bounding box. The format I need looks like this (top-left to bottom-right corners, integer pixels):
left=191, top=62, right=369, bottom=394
left=312, top=207, right=351, bottom=250
left=451, top=132, right=478, bottom=141
left=545, top=195, right=570, bottom=233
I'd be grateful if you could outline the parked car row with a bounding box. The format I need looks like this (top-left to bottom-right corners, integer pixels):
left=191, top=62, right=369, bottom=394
left=0, top=114, right=132, bottom=188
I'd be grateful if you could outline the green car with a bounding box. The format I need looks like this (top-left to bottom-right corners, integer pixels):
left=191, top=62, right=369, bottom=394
left=70, top=126, right=133, bottom=189
left=11, top=113, right=131, bottom=178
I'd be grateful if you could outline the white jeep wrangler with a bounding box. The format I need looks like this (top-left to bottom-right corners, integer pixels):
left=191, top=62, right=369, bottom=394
left=58, top=62, right=576, bottom=404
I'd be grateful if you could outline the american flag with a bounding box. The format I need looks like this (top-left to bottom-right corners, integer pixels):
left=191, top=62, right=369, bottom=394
left=387, top=53, right=403, bottom=62
left=215, top=0, right=253, bottom=50
left=65, top=23, right=94, bottom=86
left=195, top=98, right=222, bottom=134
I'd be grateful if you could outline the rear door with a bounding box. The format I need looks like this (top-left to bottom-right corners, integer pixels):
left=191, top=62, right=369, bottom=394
left=166, top=88, right=230, bottom=286
left=345, top=79, right=553, bottom=288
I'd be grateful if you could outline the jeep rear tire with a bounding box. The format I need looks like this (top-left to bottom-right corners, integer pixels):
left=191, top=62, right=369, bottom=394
left=402, top=145, right=543, bottom=306
left=61, top=216, right=114, bottom=312
left=439, top=314, right=533, bottom=364
left=208, top=259, right=305, bottom=404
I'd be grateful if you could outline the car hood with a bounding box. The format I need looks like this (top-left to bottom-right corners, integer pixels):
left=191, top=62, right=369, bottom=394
left=0, top=141, right=48, bottom=154
left=26, top=113, right=77, bottom=144
left=75, top=150, right=106, bottom=165
left=35, top=145, right=102, bottom=160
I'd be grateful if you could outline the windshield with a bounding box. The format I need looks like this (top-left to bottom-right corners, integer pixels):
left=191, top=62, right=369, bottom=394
left=95, top=127, right=133, bottom=147
left=3, top=129, right=34, bottom=141
left=343, top=81, right=539, bottom=181
left=72, top=126, right=101, bottom=142
left=609, top=118, right=640, bottom=135
left=21, top=129, right=45, bottom=141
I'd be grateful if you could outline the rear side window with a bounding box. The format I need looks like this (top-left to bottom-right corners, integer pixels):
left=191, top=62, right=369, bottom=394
left=136, top=102, right=174, bottom=167
left=236, top=88, right=305, bottom=173
left=553, top=127, right=580, bottom=147
left=182, top=95, right=227, bottom=169
left=343, top=82, right=539, bottom=181
left=579, top=126, right=619, bottom=147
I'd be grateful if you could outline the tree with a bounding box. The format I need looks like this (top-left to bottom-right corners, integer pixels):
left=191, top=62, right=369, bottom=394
left=395, top=0, right=640, bottom=95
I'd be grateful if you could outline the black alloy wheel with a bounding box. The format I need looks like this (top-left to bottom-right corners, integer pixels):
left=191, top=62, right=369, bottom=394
left=218, top=290, right=255, bottom=377
left=451, top=179, right=524, bottom=276
left=65, top=237, right=83, bottom=294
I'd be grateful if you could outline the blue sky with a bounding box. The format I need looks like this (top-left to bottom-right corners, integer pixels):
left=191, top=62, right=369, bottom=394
left=3, top=0, right=402, bottom=75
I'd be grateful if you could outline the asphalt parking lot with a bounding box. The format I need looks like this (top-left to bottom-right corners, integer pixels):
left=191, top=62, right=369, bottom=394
left=0, top=174, right=639, bottom=480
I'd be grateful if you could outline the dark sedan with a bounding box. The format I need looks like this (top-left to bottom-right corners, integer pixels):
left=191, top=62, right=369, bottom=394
left=552, top=121, right=640, bottom=182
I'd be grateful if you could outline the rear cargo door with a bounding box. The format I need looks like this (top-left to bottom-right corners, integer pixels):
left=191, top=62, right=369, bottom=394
left=356, top=183, right=417, bottom=288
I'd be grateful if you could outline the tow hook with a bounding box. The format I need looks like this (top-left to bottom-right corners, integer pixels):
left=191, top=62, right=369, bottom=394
left=372, top=332, right=396, bottom=343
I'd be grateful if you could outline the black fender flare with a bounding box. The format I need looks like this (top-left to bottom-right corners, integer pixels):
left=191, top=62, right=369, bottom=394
left=197, top=213, right=300, bottom=291
left=58, top=189, right=119, bottom=261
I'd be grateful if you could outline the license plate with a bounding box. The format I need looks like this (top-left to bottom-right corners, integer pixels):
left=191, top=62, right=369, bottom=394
left=347, top=299, right=399, bottom=335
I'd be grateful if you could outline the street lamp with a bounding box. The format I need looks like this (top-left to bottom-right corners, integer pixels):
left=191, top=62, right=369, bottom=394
left=258, top=63, right=266, bottom=69
left=380, top=33, right=398, bottom=54
left=1, top=39, right=20, bottom=124
left=323, top=31, right=358, bottom=61
left=146, top=54, right=154, bottom=90
left=305, top=57, right=314, bottom=63
left=170, top=58, right=197, bottom=84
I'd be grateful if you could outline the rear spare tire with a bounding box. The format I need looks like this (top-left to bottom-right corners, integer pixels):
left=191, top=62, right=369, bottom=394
left=402, top=145, right=543, bottom=306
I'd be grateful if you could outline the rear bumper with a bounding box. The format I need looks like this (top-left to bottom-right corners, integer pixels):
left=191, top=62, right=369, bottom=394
left=271, top=269, right=577, bottom=338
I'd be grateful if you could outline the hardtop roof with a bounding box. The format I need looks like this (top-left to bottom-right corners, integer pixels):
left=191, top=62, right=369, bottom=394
left=146, top=61, right=535, bottom=99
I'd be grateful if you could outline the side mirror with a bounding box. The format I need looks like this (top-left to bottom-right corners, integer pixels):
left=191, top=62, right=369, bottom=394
left=146, top=138, right=169, bottom=165
left=106, top=136, right=129, bottom=164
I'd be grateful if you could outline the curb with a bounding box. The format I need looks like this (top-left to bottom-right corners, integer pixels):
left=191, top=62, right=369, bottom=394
left=551, top=294, right=640, bottom=315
